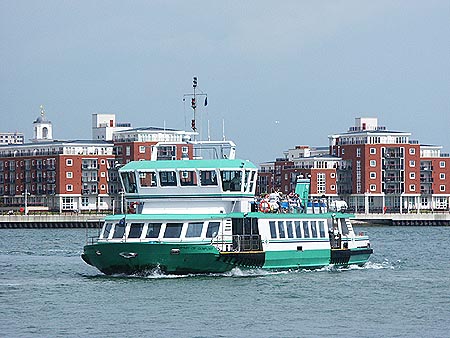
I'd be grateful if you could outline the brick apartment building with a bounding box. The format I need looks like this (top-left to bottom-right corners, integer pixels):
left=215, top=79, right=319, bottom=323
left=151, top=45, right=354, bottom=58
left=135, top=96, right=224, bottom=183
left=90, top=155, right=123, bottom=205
left=259, top=117, right=450, bottom=213
left=0, top=110, right=195, bottom=213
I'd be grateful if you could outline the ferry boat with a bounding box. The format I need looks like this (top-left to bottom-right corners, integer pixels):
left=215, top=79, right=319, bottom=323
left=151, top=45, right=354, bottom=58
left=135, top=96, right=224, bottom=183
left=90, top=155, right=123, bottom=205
left=81, top=140, right=373, bottom=275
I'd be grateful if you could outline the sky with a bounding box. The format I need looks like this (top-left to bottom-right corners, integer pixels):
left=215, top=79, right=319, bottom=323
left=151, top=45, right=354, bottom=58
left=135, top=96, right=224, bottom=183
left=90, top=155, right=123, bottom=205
left=1, top=1, right=449, bottom=164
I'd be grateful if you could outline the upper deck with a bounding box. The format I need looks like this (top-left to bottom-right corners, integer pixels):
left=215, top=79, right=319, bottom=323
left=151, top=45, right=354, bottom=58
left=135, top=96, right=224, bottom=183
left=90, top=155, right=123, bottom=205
left=119, top=158, right=259, bottom=214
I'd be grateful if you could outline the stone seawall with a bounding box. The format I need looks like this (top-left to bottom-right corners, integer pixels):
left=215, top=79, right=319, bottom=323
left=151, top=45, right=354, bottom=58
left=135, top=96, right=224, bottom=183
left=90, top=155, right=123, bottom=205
left=0, top=214, right=107, bottom=229
left=354, top=213, right=450, bottom=226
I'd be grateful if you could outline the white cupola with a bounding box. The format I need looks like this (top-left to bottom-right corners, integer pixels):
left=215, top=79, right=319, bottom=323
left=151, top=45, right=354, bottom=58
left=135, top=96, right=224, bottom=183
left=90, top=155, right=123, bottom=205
left=32, top=105, right=53, bottom=142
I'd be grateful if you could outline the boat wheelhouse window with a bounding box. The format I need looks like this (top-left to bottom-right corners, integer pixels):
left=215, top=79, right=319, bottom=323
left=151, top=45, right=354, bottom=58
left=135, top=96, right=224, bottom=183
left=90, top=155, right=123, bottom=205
left=310, top=221, right=317, bottom=238
left=318, top=221, right=326, bottom=238
left=128, top=223, right=144, bottom=238
left=220, top=170, right=242, bottom=192
left=278, top=221, right=286, bottom=238
left=244, top=170, right=250, bottom=192
left=180, top=171, right=198, bottom=186
left=249, top=171, right=256, bottom=192
left=121, top=172, right=137, bottom=193
left=200, top=170, right=218, bottom=186
left=146, top=223, right=161, bottom=238
left=303, top=221, right=310, bottom=238
left=102, top=222, right=113, bottom=239
left=139, top=172, right=157, bottom=187
left=159, top=171, right=177, bottom=187
left=112, top=223, right=126, bottom=239
left=286, top=221, right=294, bottom=238
left=269, top=221, right=277, bottom=239
left=164, top=223, right=183, bottom=238
left=339, top=219, right=349, bottom=235
left=294, top=221, right=302, bottom=238
left=206, top=222, right=220, bottom=238
left=186, top=222, right=203, bottom=237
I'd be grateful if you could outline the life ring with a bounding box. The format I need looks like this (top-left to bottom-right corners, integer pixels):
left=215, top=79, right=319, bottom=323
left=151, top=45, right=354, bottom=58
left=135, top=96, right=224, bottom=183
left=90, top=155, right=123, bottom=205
left=259, top=200, right=270, bottom=213
left=128, top=202, right=138, bottom=214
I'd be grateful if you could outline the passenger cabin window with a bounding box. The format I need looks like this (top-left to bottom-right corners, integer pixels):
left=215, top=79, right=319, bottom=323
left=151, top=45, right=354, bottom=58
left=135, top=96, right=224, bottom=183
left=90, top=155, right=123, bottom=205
left=318, top=221, right=326, bottom=238
left=206, top=222, right=220, bottom=238
left=200, top=170, right=218, bottom=186
left=121, top=172, right=137, bottom=193
left=302, top=221, right=310, bottom=238
left=221, top=170, right=242, bottom=192
left=146, top=223, right=161, bottom=238
left=164, top=223, right=183, bottom=238
left=112, top=223, right=126, bottom=239
left=294, top=221, right=302, bottom=238
left=102, top=223, right=112, bottom=239
left=186, top=222, right=203, bottom=237
left=159, top=171, right=177, bottom=186
left=180, top=171, right=198, bottom=186
left=278, top=221, right=286, bottom=238
left=310, top=221, right=317, bottom=238
left=286, top=221, right=294, bottom=238
left=139, top=172, right=157, bottom=187
left=128, top=223, right=144, bottom=238
left=269, top=221, right=277, bottom=239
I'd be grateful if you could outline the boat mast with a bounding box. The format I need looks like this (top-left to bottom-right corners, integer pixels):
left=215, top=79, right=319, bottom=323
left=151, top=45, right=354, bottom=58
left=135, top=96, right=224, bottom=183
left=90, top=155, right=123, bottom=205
left=183, top=76, right=207, bottom=141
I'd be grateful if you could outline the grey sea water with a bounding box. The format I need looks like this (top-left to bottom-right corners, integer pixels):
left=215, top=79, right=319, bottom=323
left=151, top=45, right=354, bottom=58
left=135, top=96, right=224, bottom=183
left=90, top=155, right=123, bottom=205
left=1, top=226, right=449, bottom=338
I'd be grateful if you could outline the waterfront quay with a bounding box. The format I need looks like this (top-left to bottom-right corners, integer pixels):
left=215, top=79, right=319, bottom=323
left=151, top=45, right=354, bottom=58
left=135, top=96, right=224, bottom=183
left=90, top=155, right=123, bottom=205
left=0, top=214, right=105, bottom=229
left=1, top=213, right=449, bottom=228
left=354, top=212, right=450, bottom=226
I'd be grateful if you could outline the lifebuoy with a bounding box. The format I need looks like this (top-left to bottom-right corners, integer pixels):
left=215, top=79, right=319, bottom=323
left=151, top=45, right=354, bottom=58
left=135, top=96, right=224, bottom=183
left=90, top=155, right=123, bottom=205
left=259, top=200, right=270, bottom=213
left=128, top=202, right=138, bottom=214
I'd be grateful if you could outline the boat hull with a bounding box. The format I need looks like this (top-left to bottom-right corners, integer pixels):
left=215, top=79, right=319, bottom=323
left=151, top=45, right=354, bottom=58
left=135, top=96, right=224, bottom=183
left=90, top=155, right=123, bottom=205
left=83, top=242, right=372, bottom=275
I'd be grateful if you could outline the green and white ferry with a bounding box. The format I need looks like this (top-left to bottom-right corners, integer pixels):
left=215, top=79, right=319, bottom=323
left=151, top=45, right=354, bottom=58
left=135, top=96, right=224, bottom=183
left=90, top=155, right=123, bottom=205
left=82, top=141, right=373, bottom=275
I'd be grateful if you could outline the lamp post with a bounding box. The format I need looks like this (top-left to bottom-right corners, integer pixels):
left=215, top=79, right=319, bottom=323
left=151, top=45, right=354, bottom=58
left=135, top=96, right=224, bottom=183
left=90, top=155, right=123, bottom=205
left=22, top=186, right=30, bottom=215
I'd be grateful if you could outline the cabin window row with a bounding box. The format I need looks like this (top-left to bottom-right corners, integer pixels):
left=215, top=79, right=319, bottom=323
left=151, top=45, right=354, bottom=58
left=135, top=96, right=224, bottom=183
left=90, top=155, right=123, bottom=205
left=101, top=220, right=220, bottom=240
left=121, top=169, right=257, bottom=193
left=269, top=220, right=326, bottom=239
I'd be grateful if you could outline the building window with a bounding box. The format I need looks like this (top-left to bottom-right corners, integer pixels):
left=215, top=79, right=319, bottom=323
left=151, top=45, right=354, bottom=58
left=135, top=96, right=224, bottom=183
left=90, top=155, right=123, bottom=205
left=440, top=185, right=445, bottom=192
left=81, top=197, right=89, bottom=207
left=101, top=172, right=106, bottom=177
left=370, top=172, right=376, bottom=179
left=126, top=146, right=131, bottom=156
left=330, top=185, right=335, bottom=191
left=440, top=173, right=445, bottom=180
left=409, top=148, right=415, bottom=155
left=101, top=159, right=106, bottom=165
left=370, top=184, right=376, bottom=191
left=410, top=172, right=415, bottom=179
left=410, top=184, right=415, bottom=191
left=440, top=161, right=446, bottom=168
left=66, top=184, right=73, bottom=191
left=409, top=160, right=415, bottom=167
left=317, top=173, right=326, bottom=194
left=66, top=159, right=73, bottom=166
left=370, top=148, right=376, bottom=155
left=369, top=160, right=376, bottom=167
left=101, top=184, right=106, bottom=190
left=66, top=172, right=73, bottom=179
left=139, top=146, right=146, bottom=154
left=356, top=148, right=361, bottom=157
left=330, top=172, right=336, bottom=178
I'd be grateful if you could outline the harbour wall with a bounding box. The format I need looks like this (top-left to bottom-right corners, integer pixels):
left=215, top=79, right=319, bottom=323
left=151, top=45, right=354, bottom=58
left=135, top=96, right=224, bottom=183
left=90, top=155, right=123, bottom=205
left=353, top=213, right=450, bottom=226
left=0, top=213, right=449, bottom=228
left=0, top=214, right=106, bottom=229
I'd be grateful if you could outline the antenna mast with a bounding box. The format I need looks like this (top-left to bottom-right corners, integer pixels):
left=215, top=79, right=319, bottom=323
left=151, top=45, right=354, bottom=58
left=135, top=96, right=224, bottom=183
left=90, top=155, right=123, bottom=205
left=183, top=77, right=207, bottom=141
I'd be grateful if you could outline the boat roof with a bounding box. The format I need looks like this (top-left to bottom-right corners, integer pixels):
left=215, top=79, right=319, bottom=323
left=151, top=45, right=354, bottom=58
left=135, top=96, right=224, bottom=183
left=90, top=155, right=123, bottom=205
left=120, top=159, right=258, bottom=171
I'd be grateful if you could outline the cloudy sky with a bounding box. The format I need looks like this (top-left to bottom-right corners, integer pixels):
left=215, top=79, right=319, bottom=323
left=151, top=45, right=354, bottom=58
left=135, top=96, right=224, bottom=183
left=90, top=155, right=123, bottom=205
left=1, top=1, right=449, bottom=164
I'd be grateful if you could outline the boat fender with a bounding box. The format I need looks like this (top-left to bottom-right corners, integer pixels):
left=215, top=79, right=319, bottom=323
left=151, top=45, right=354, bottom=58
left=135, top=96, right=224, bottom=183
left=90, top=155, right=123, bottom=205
left=259, top=200, right=270, bottom=213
